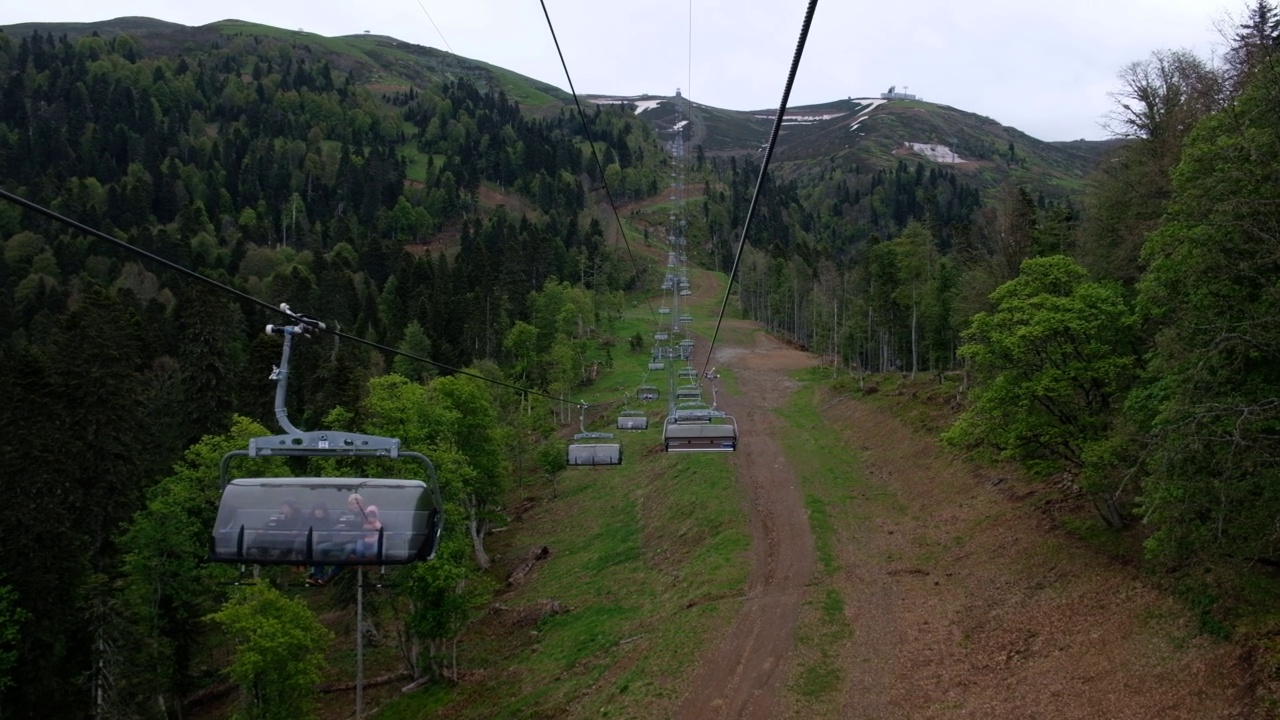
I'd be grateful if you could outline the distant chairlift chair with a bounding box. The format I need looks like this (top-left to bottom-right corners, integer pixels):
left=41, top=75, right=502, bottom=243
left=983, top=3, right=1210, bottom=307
left=616, top=410, right=649, bottom=431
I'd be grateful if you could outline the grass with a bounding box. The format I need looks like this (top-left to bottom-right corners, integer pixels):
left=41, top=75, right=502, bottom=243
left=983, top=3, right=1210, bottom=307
left=772, top=371, right=872, bottom=714
left=374, top=299, right=749, bottom=719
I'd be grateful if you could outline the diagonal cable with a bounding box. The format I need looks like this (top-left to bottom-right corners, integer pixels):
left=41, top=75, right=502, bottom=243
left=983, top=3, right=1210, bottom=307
left=702, top=0, right=819, bottom=377
left=414, top=0, right=454, bottom=53
left=537, top=0, right=659, bottom=325
left=0, top=187, right=609, bottom=408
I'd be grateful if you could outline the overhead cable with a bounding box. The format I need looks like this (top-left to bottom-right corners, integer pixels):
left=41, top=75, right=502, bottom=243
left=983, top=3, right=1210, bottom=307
left=537, top=0, right=659, bottom=325
left=0, top=187, right=610, bottom=408
left=702, top=0, right=820, bottom=377
left=414, top=0, right=455, bottom=54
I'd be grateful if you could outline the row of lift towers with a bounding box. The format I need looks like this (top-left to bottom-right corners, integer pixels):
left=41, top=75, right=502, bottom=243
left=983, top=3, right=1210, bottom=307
left=567, top=94, right=739, bottom=466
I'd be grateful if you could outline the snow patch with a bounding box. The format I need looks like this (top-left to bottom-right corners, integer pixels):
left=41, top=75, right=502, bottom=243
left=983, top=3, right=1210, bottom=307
left=848, top=98, right=887, bottom=129
left=591, top=97, right=663, bottom=114
left=906, top=142, right=966, bottom=164
left=673, top=120, right=689, bottom=131
left=752, top=111, right=847, bottom=125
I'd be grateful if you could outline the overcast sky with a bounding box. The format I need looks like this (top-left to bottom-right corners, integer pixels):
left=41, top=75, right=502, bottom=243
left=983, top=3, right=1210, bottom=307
left=3, top=0, right=1239, bottom=141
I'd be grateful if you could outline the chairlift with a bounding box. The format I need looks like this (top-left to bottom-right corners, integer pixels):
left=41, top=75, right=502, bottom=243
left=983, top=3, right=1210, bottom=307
left=678, top=314, right=693, bottom=324
left=567, top=404, right=622, bottom=466
left=663, top=409, right=739, bottom=453
left=678, top=367, right=698, bottom=380
left=647, top=362, right=666, bottom=372
left=654, top=331, right=669, bottom=342
left=659, top=306, right=671, bottom=315
left=675, top=384, right=703, bottom=402
left=637, top=384, right=660, bottom=400
left=211, top=306, right=444, bottom=567
left=616, top=410, right=649, bottom=430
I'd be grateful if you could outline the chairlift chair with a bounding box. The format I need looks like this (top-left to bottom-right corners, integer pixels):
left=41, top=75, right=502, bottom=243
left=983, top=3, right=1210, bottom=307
left=647, top=361, right=666, bottom=372
left=637, top=384, right=660, bottom=400
left=654, top=331, right=669, bottom=342
left=658, top=306, right=671, bottom=315
left=678, top=367, right=698, bottom=380
left=212, top=307, right=444, bottom=567
left=616, top=410, right=649, bottom=430
left=662, top=411, right=739, bottom=453
left=567, top=432, right=623, bottom=466
left=678, top=314, right=693, bottom=324
left=566, top=404, right=622, bottom=466
left=675, top=384, right=703, bottom=402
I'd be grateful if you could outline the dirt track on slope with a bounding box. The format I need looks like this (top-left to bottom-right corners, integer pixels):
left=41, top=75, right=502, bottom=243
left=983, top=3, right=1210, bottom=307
left=674, top=326, right=819, bottom=719
left=671, top=319, right=1256, bottom=719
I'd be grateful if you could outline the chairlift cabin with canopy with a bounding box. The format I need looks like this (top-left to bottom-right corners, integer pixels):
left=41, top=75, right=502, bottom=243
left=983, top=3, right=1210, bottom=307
left=663, top=409, right=739, bottom=453
left=675, top=384, right=703, bottom=402
left=211, top=307, right=444, bottom=567
left=567, top=404, right=622, bottom=466
left=616, top=410, right=649, bottom=430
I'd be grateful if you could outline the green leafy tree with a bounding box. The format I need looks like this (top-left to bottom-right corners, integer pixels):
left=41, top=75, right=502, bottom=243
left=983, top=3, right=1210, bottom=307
left=1134, top=59, right=1280, bottom=565
left=208, top=584, right=333, bottom=720
left=400, top=540, right=490, bottom=680
left=945, top=256, right=1137, bottom=481
left=118, top=416, right=286, bottom=707
left=0, top=581, right=26, bottom=692
left=393, top=319, right=436, bottom=382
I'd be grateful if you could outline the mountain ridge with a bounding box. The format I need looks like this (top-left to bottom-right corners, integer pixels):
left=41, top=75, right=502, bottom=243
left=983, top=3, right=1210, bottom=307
left=2, top=16, right=1119, bottom=196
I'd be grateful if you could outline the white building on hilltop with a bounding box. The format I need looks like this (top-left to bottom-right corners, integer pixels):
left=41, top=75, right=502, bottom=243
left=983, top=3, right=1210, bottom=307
left=880, top=85, right=919, bottom=100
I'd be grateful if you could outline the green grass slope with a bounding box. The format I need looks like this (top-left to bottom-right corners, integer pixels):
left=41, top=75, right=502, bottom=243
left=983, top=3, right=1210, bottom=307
left=597, top=92, right=1118, bottom=198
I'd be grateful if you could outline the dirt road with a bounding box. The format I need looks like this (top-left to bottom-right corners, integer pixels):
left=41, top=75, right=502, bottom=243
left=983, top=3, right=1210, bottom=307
left=674, top=328, right=819, bottom=719
left=671, top=320, right=1256, bottom=719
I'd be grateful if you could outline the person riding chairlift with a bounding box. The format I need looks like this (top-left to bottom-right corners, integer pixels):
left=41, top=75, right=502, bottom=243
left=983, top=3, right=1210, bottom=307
left=310, top=494, right=382, bottom=586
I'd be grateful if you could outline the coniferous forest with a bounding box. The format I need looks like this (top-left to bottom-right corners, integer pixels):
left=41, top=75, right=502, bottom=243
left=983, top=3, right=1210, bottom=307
left=2, top=2, right=1280, bottom=716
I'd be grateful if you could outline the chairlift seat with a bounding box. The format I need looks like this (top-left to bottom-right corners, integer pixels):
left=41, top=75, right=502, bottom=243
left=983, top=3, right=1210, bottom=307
left=617, top=410, right=649, bottom=430
left=663, top=416, right=738, bottom=452
left=567, top=432, right=622, bottom=466
left=567, top=442, right=623, bottom=466
left=637, top=384, right=661, bottom=400
left=210, top=477, right=442, bottom=566
left=675, top=386, right=702, bottom=402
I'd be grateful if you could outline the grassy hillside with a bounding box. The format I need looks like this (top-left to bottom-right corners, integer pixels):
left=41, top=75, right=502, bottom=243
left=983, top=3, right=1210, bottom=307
left=589, top=93, right=1120, bottom=199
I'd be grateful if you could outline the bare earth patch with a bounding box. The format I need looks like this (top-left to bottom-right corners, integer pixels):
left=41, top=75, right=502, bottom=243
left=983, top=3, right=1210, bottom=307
left=672, top=323, right=1257, bottom=719
left=674, top=330, right=819, bottom=719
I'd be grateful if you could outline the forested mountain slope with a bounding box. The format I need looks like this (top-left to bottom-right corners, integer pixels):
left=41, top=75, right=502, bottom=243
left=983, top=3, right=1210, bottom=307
left=3, top=8, right=1280, bottom=718
left=0, top=19, right=667, bottom=716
